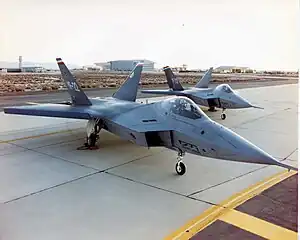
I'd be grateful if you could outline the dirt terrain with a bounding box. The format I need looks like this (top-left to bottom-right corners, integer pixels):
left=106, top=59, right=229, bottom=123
left=0, top=71, right=297, bottom=96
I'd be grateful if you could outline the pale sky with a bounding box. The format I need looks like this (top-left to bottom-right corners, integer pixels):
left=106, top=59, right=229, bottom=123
left=1, top=0, right=298, bottom=70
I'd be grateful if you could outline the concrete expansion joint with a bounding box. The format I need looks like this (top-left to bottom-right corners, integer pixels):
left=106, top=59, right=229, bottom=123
left=3, top=170, right=104, bottom=205
left=187, top=165, right=268, bottom=197
left=9, top=142, right=101, bottom=171
left=105, top=171, right=216, bottom=206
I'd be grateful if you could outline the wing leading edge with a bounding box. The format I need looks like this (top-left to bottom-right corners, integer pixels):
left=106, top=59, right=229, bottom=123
left=4, top=104, right=93, bottom=120
left=141, top=89, right=186, bottom=96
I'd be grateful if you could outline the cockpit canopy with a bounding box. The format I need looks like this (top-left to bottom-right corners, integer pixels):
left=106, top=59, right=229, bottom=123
left=162, top=97, right=207, bottom=120
left=217, top=84, right=234, bottom=93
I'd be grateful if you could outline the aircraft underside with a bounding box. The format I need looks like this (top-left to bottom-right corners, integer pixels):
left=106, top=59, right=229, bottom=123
left=190, top=96, right=228, bottom=120
left=85, top=116, right=235, bottom=176
left=83, top=118, right=198, bottom=175
left=190, top=96, right=221, bottom=109
left=207, top=98, right=222, bottom=109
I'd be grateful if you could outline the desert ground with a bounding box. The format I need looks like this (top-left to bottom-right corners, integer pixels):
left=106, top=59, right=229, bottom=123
left=0, top=71, right=297, bottom=95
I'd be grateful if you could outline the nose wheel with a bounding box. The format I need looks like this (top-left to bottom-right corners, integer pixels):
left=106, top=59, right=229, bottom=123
left=175, top=161, right=186, bottom=175
left=221, top=108, right=226, bottom=120
left=175, top=151, right=186, bottom=175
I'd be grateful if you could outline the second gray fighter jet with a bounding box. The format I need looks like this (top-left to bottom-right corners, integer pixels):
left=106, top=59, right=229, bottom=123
left=141, top=66, right=262, bottom=120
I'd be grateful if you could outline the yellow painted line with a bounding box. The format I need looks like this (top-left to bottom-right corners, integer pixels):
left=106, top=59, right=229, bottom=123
left=218, top=169, right=296, bottom=210
left=165, top=169, right=297, bottom=240
left=0, top=127, right=82, bottom=144
left=219, top=209, right=298, bottom=240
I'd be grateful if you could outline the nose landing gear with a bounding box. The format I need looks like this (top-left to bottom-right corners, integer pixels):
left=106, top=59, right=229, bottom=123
left=175, top=150, right=186, bottom=175
left=221, top=108, right=226, bottom=120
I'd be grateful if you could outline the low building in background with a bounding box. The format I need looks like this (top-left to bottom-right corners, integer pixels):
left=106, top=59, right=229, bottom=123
left=171, top=64, right=188, bottom=72
left=0, top=65, right=45, bottom=73
left=214, top=66, right=255, bottom=73
left=0, top=68, right=7, bottom=73
left=0, top=68, right=21, bottom=73
left=82, top=65, right=102, bottom=71
left=94, top=62, right=111, bottom=71
left=106, top=59, right=155, bottom=72
left=22, top=66, right=45, bottom=73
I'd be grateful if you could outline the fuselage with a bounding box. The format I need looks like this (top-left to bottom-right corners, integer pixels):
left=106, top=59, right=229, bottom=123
left=182, top=84, right=253, bottom=109
left=100, top=96, right=279, bottom=167
left=3, top=95, right=284, bottom=169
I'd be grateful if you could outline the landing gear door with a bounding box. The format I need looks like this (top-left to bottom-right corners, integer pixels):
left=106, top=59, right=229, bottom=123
left=144, top=131, right=173, bottom=148
left=207, top=98, right=222, bottom=108
left=158, top=131, right=173, bottom=147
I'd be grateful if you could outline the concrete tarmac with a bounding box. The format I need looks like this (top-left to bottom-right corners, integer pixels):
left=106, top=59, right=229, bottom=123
left=0, top=84, right=298, bottom=240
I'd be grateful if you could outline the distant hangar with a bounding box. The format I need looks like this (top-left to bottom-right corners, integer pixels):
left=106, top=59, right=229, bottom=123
left=214, top=66, right=255, bottom=73
left=95, top=59, right=155, bottom=72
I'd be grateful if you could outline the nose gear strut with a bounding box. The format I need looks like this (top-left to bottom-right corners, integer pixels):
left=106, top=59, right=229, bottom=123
left=175, top=150, right=186, bottom=175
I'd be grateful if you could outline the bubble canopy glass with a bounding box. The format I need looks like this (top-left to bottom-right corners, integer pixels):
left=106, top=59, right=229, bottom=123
left=218, top=84, right=233, bottom=93
left=162, top=97, right=207, bottom=120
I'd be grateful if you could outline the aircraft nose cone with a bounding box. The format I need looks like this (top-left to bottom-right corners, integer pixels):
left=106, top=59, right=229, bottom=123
left=247, top=144, right=281, bottom=165
left=215, top=123, right=297, bottom=170
left=235, top=94, right=253, bottom=108
left=243, top=144, right=298, bottom=171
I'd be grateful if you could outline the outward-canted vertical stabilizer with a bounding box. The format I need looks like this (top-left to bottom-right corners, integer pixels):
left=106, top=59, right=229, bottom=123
left=163, top=66, right=184, bottom=91
left=112, top=62, right=143, bottom=102
left=194, top=67, right=213, bottom=88
left=56, top=58, right=92, bottom=106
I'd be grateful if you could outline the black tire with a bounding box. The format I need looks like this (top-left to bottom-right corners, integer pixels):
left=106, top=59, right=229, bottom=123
left=88, top=133, right=97, bottom=147
left=175, top=162, right=186, bottom=175
left=221, top=113, right=226, bottom=120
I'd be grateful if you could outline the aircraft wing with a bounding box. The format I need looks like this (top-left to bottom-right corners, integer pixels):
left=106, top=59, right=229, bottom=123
left=183, top=89, right=217, bottom=100
left=141, top=89, right=186, bottom=96
left=4, top=103, right=103, bottom=120
left=141, top=89, right=217, bottom=101
left=4, top=102, right=175, bottom=133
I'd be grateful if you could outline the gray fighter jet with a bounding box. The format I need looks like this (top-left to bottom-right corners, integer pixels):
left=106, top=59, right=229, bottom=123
left=141, top=66, right=262, bottom=120
left=4, top=58, right=296, bottom=175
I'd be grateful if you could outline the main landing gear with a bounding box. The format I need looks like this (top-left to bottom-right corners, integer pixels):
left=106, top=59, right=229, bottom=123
left=175, top=150, right=186, bottom=175
left=208, top=106, right=217, bottom=112
left=77, top=119, right=104, bottom=150
left=221, top=108, right=226, bottom=120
